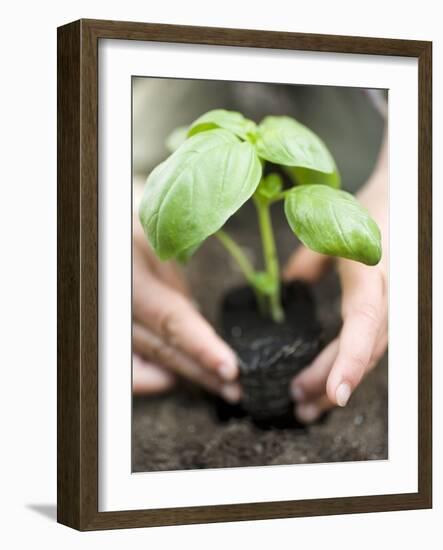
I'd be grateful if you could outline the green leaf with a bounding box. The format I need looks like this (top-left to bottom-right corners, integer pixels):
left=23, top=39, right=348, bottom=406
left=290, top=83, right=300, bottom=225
left=255, top=116, right=336, bottom=174
left=165, top=125, right=189, bottom=153
left=284, top=185, right=381, bottom=265
left=187, top=109, right=257, bottom=140
left=139, top=129, right=262, bottom=260
left=255, top=172, right=283, bottom=201
left=175, top=242, right=201, bottom=264
left=286, top=165, right=341, bottom=189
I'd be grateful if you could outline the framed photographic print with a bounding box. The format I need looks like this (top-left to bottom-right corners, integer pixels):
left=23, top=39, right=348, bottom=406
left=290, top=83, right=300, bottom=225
left=57, top=19, right=432, bottom=530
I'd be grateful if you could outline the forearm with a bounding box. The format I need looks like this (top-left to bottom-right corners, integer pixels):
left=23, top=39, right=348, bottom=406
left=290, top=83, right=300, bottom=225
left=357, top=128, right=389, bottom=265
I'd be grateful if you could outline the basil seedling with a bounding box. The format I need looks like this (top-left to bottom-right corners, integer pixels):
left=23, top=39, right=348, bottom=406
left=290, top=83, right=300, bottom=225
left=139, top=109, right=382, bottom=323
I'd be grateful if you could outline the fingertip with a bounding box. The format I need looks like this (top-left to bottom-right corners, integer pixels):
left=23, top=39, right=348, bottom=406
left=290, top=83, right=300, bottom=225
left=326, top=371, right=339, bottom=405
left=217, top=359, right=238, bottom=381
left=335, top=382, right=352, bottom=407
left=282, top=247, right=307, bottom=281
left=290, top=382, right=306, bottom=402
left=326, top=371, right=353, bottom=407
left=290, top=339, right=340, bottom=404
left=295, top=402, right=321, bottom=424
left=295, top=395, right=335, bottom=424
left=326, top=348, right=369, bottom=406
left=201, top=338, right=238, bottom=380
left=132, top=358, right=176, bottom=395
left=220, top=383, right=242, bottom=403
left=283, top=246, right=329, bottom=283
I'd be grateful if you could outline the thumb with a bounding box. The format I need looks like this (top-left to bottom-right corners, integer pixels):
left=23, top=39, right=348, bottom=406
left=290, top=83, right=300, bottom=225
left=283, top=245, right=331, bottom=283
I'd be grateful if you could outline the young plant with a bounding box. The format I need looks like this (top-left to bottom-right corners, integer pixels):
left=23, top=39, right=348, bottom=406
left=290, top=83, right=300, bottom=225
left=139, top=109, right=382, bottom=323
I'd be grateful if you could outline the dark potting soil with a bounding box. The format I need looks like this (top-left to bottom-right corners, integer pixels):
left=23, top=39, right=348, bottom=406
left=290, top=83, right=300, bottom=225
left=132, top=355, right=388, bottom=472
left=220, top=281, right=322, bottom=424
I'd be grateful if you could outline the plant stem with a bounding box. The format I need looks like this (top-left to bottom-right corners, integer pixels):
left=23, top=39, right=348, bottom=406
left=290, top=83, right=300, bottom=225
left=215, top=186, right=286, bottom=323
left=215, top=230, right=256, bottom=284
left=254, top=196, right=285, bottom=323
left=215, top=230, right=267, bottom=314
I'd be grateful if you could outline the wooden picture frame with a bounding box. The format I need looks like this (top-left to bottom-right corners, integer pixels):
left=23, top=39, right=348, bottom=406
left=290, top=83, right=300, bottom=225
left=57, top=18, right=432, bottom=530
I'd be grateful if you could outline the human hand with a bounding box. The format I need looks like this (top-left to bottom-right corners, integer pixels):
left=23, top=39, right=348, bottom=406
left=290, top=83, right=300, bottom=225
left=285, top=151, right=388, bottom=423
left=132, top=219, right=240, bottom=402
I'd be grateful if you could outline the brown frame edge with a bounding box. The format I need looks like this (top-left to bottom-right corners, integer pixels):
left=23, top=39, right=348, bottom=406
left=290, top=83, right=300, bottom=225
left=57, top=18, right=432, bottom=531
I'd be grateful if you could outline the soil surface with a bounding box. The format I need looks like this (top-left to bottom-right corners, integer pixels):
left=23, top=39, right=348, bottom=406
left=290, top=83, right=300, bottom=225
left=132, top=202, right=388, bottom=471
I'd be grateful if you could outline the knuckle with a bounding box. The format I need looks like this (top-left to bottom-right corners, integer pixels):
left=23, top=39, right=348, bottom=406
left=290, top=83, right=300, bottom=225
left=147, top=334, right=164, bottom=362
left=159, top=305, right=183, bottom=344
left=159, top=344, right=175, bottom=365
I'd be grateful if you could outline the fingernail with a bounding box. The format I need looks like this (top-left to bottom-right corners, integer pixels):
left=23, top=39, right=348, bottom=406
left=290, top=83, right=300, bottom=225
left=218, top=361, right=237, bottom=381
left=291, top=383, right=305, bottom=402
left=336, top=382, right=352, bottom=407
left=296, top=403, right=320, bottom=424
left=221, top=384, right=241, bottom=404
